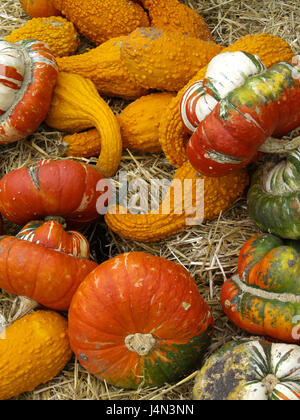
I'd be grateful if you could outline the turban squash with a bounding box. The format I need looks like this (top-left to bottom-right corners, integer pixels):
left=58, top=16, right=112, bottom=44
left=184, top=59, right=300, bottom=177
left=68, top=252, right=214, bottom=389
left=0, top=39, right=58, bottom=144
left=247, top=149, right=300, bottom=240
left=17, top=218, right=90, bottom=258
left=0, top=223, right=97, bottom=311
left=220, top=234, right=300, bottom=343
left=0, top=159, right=106, bottom=227
left=193, top=340, right=300, bottom=400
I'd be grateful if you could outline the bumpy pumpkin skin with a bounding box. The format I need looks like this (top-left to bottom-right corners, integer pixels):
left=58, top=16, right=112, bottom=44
left=0, top=159, right=106, bottom=227
left=63, top=92, right=175, bottom=157
left=220, top=235, right=300, bottom=343
left=159, top=33, right=295, bottom=168
left=193, top=340, right=300, bottom=400
left=120, top=27, right=223, bottom=92
left=0, top=236, right=97, bottom=311
left=247, top=150, right=300, bottom=240
left=5, top=16, right=80, bottom=57
left=0, top=39, right=58, bottom=144
left=187, top=62, right=300, bottom=177
left=104, top=162, right=249, bottom=242
left=56, top=36, right=149, bottom=100
left=138, top=0, right=212, bottom=40
left=69, top=252, right=214, bottom=389
left=52, top=0, right=149, bottom=45
left=0, top=310, right=72, bottom=400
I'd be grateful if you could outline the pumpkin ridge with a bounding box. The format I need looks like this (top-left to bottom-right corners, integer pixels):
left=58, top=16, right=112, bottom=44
left=232, top=274, right=300, bottom=303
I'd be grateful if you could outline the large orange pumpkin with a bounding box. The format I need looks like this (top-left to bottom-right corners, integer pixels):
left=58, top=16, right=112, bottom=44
left=19, top=0, right=61, bottom=17
left=68, top=252, right=214, bottom=389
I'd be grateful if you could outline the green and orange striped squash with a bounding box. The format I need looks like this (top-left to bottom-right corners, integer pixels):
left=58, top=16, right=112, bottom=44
left=68, top=252, right=214, bottom=389
left=220, top=234, right=300, bottom=343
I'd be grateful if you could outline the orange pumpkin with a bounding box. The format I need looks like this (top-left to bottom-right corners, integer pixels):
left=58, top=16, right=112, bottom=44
left=68, top=252, right=214, bottom=389
left=19, top=0, right=61, bottom=17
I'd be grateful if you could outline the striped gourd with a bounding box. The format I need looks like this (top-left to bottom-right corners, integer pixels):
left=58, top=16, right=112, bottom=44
left=17, top=219, right=90, bottom=258
left=193, top=340, right=300, bottom=400
left=180, top=51, right=266, bottom=134
left=0, top=39, right=58, bottom=143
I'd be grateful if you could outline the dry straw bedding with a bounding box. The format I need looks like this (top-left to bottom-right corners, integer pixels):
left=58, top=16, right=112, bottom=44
left=0, top=0, right=299, bottom=400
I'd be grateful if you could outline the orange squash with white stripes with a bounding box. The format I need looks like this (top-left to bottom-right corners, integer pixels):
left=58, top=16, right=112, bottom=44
left=0, top=39, right=58, bottom=144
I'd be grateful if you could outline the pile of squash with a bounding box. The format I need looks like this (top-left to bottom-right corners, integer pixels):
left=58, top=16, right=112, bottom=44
left=0, top=0, right=299, bottom=401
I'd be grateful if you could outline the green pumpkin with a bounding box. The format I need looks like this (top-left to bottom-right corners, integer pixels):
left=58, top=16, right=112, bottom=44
left=247, top=149, right=300, bottom=239
left=193, top=340, right=300, bottom=400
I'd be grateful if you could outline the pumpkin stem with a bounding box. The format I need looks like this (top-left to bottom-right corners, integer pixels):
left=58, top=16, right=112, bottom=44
left=261, top=374, right=280, bottom=397
left=125, top=333, right=156, bottom=356
left=258, top=135, right=300, bottom=153
left=44, top=215, right=67, bottom=228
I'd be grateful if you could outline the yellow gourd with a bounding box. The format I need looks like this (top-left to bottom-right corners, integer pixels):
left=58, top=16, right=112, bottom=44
left=63, top=92, right=175, bottom=157
left=120, top=27, right=223, bottom=92
left=159, top=33, right=295, bottom=167
left=104, top=162, right=249, bottom=242
left=139, top=0, right=213, bottom=40
left=56, top=36, right=148, bottom=100
left=5, top=16, right=79, bottom=57
left=46, top=72, right=122, bottom=177
left=57, top=28, right=223, bottom=99
left=52, top=0, right=150, bottom=45
left=0, top=310, right=72, bottom=400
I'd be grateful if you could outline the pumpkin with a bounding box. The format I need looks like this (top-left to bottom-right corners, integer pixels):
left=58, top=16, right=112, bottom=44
left=104, top=161, right=249, bottom=242
left=159, top=33, right=295, bottom=168
left=137, top=0, right=213, bottom=40
left=220, top=234, right=300, bottom=343
left=19, top=0, right=61, bottom=17
left=193, top=340, right=300, bottom=400
left=186, top=61, right=300, bottom=177
left=0, top=159, right=106, bottom=227
left=62, top=92, right=175, bottom=157
left=0, top=235, right=97, bottom=311
left=45, top=72, right=122, bottom=177
left=52, top=0, right=149, bottom=45
left=0, top=39, right=58, bottom=144
left=5, top=16, right=80, bottom=58
left=0, top=310, right=72, bottom=400
left=120, top=27, right=223, bottom=92
left=17, top=218, right=90, bottom=258
left=68, top=252, right=214, bottom=389
left=247, top=149, right=300, bottom=240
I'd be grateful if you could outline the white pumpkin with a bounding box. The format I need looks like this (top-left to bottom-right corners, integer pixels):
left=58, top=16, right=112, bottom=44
left=193, top=340, right=300, bottom=400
